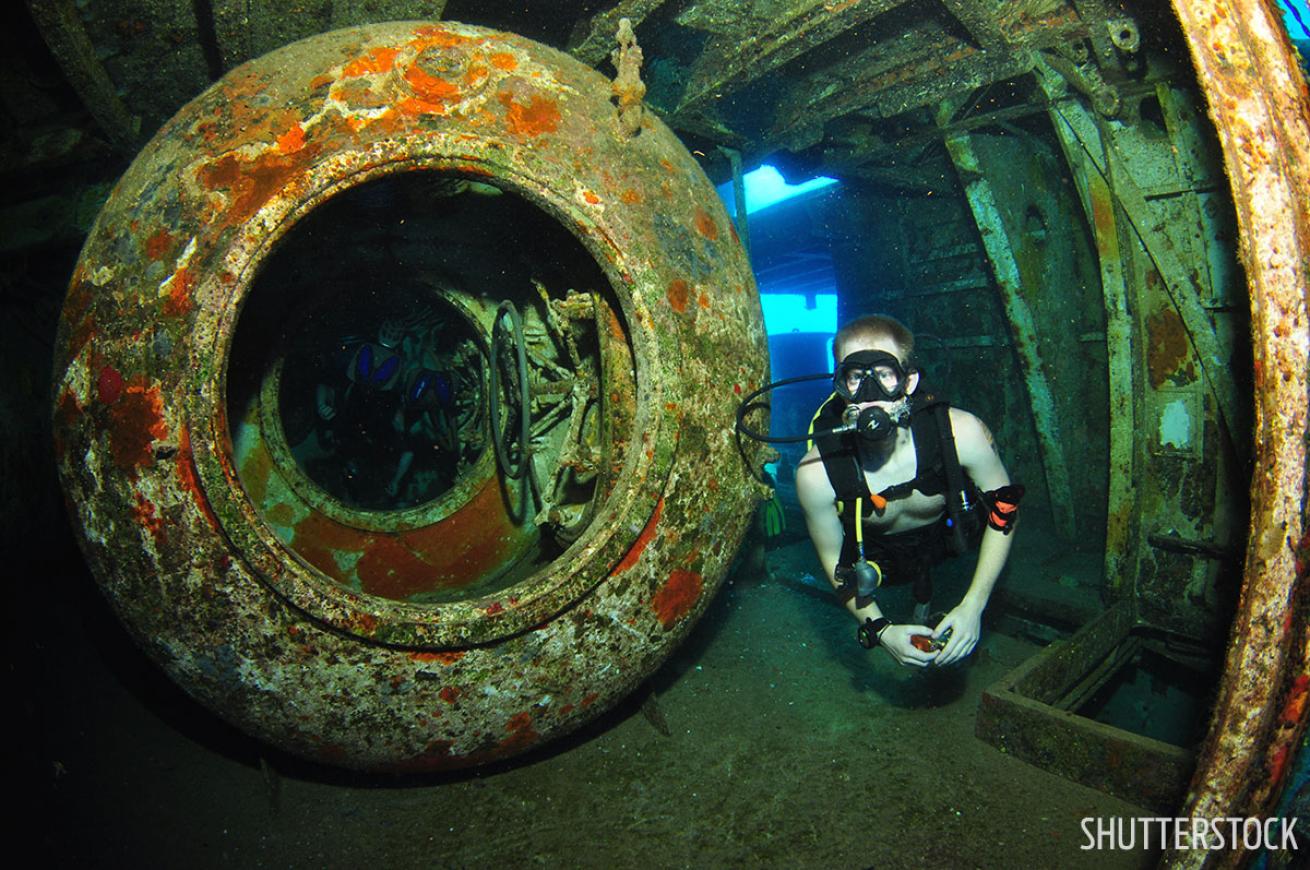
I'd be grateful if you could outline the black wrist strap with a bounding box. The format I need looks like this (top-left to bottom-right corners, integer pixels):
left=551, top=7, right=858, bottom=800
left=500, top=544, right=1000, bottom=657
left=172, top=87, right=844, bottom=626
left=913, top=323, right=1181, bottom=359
left=858, top=616, right=892, bottom=649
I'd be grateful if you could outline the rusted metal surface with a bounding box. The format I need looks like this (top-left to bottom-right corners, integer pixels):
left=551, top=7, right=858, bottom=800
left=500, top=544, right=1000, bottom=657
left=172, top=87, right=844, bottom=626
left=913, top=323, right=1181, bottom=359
left=771, top=28, right=1035, bottom=148
left=52, top=21, right=767, bottom=770
left=1039, top=63, right=1139, bottom=597
left=673, top=0, right=908, bottom=115
left=976, top=601, right=1196, bottom=813
left=1164, top=0, right=1310, bottom=866
left=567, top=0, right=670, bottom=66
left=24, top=0, right=140, bottom=152
left=1054, top=101, right=1248, bottom=473
left=941, top=125, right=1077, bottom=539
left=1040, top=62, right=1248, bottom=633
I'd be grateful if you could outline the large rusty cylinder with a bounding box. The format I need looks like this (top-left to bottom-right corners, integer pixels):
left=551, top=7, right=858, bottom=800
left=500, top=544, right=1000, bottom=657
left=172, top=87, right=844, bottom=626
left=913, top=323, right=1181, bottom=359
left=51, top=21, right=769, bottom=771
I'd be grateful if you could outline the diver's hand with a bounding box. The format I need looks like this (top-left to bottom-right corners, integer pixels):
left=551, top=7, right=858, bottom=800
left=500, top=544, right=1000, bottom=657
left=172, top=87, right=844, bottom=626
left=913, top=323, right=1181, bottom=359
left=933, top=604, right=982, bottom=666
left=880, top=623, right=938, bottom=668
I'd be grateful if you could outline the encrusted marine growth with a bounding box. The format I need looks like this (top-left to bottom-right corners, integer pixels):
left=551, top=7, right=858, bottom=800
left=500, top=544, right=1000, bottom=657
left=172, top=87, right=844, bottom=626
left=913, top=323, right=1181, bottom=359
left=52, top=21, right=767, bottom=770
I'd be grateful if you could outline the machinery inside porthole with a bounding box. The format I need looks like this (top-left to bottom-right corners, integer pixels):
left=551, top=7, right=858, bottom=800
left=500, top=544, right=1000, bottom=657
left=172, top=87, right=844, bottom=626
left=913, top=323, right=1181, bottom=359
left=226, top=170, right=633, bottom=605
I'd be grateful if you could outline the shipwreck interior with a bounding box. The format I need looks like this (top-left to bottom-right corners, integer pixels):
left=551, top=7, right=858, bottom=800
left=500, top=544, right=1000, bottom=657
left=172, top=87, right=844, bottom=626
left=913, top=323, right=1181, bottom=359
left=8, top=1, right=1310, bottom=867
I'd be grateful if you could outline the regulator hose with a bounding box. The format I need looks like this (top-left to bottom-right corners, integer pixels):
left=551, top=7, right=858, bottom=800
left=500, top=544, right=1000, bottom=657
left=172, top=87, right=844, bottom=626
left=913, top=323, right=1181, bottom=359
left=735, top=373, right=895, bottom=444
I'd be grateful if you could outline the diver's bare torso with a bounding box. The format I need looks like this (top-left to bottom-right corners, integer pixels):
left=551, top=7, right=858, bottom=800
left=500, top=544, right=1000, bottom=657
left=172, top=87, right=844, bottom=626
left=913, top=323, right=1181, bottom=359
left=816, top=424, right=947, bottom=536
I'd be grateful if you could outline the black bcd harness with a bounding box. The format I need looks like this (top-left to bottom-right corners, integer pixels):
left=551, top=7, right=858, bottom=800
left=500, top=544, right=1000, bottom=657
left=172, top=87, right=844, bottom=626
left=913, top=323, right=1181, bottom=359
left=809, top=386, right=982, bottom=592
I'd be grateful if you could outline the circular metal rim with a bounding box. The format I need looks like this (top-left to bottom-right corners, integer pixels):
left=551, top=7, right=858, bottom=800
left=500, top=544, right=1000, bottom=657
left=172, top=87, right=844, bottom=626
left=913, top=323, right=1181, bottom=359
left=251, top=289, right=498, bottom=534
left=189, top=152, right=673, bottom=648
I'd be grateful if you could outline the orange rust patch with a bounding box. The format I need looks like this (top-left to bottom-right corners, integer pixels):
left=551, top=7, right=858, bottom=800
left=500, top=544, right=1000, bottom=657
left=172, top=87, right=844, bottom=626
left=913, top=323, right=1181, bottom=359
left=176, top=426, right=220, bottom=532
left=132, top=491, right=167, bottom=546
left=354, top=478, right=520, bottom=599
left=499, top=92, right=561, bottom=137
left=1145, top=307, right=1195, bottom=388
left=291, top=510, right=367, bottom=581
left=620, top=188, right=641, bottom=204
left=409, top=650, right=466, bottom=664
left=697, top=292, right=710, bottom=310
left=239, top=439, right=274, bottom=508
left=144, top=228, right=174, bottom=261
left=309, top=73, right=333, bottom=90
left=694, top=208, right=719, bottom=240
left=265, top=502, right=296, bottom=525
left=356, top=535, right=436, bottom=600
left=439, top=686, right=461, bottom=704
left=583, top=190, right=601, bottom=205
left=197, top=147, right=318, bottom=227
left=388, top=478, right=518, bottom=590
left=652, top=568, right=703, bottom=629
left=667, top=279, right=690, bottom=313
left=490, top=52, right=517, bottom=71
left=404, top=63, right=461, bottom=105
left=1282, top=674, right=1310, bottom=724
left=501, top=711, right=538, bottom=754
left=276, top=123, right=306, bottom=154
left=613, top=497, right=663, bottom=576
left=162, top=265, right=196, bottom=317
left=396, top=96, right=447, bottom=117
left=106, top=379, right=167, bottom=473
left=342, top=46, right=399, bottom=78
left=464, top=64, right=489, bottom=88
left=411, top=25, right=471, bottom=49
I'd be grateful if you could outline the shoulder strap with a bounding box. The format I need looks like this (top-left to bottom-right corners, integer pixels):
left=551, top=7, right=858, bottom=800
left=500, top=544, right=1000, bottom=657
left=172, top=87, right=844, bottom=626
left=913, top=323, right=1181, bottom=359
left=811, top=394, right=870, bottom=502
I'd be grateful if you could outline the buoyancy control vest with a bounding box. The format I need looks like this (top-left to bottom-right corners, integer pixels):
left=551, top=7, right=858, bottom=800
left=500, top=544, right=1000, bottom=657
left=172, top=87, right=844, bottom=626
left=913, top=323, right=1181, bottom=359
left=809, top=384, right=980, bottom=574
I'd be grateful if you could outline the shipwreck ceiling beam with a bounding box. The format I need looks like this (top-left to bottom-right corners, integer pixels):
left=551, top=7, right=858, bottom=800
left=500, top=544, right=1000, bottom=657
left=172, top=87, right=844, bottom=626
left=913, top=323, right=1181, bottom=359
left=771, top=40, right=1036, bottom=151
left=567, top=0, right=672, bottom=67
left=939, top=0, right=1010, bottom=51
left=673, top=0, right=911, bottom=115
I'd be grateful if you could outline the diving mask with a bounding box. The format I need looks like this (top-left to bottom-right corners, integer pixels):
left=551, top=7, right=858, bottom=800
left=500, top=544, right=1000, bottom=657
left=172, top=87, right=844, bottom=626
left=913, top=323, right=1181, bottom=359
left=834, top=350, right=909, bottom=403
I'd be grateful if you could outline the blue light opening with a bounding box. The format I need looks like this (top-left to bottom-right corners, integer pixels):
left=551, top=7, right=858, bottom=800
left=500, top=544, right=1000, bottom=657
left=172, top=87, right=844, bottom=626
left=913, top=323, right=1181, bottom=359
left=716, top=164, right=838, bottom=217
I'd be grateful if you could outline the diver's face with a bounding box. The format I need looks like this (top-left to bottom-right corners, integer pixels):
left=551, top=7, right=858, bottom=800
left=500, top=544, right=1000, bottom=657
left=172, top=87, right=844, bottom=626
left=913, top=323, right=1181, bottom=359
left=836, top=337, right=917, bottom=421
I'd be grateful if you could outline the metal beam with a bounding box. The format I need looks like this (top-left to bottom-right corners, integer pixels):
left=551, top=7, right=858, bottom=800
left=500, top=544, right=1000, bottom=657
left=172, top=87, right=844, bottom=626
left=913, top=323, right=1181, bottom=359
left=771, top=41, right=1035, bottom=148
left=1038, top=69, right=1140, bottom=596
left=1164, top=0, right=1310, bottom=853
left=25, top=0, right=139, bottom=153
left=939, top=0, right=1010, bottom=51
left=941, top=119, right=1078, bottom=540
left=674, top=0, right=910, bottom=114
left=1047, top=95, right=1250, bottom=472
left=567, top=0, right=671, bottom=67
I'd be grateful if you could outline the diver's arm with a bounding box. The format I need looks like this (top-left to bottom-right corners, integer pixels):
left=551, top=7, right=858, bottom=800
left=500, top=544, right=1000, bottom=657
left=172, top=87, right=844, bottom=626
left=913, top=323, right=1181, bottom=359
left=934, top=409, right=1015, bottom=664
left=796, top=447, right=935, bottom=667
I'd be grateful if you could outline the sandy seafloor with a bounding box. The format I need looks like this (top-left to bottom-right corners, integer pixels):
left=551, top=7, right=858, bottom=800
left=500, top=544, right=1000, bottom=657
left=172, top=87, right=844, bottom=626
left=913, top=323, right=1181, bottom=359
left=26, top=503, right=1160, bottom=869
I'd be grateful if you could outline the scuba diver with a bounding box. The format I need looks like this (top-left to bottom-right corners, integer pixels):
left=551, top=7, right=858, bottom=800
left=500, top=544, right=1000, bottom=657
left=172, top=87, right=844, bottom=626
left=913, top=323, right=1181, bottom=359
left=396, top=361, right=461, bottom=499
left=316, top=318, right=411, bottom=506
left=791, top=314, right=1023, bottom=668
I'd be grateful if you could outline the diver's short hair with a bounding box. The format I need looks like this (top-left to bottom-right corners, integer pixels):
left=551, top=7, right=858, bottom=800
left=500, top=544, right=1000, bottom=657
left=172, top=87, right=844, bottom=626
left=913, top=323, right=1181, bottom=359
left=834, top=314, right=915, bottom=366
